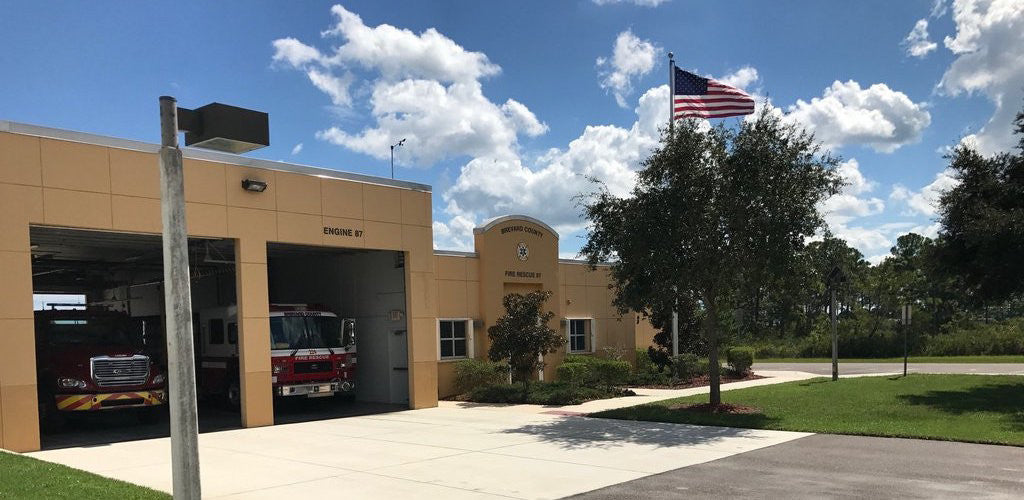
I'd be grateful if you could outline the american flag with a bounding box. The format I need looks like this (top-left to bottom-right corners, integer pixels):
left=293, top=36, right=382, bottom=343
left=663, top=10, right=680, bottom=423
left=673, top=66, right=755, bottom=119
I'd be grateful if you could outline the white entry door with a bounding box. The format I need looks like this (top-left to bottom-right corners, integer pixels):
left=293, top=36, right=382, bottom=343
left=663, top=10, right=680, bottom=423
left=388, top=329, right=409, bottom=405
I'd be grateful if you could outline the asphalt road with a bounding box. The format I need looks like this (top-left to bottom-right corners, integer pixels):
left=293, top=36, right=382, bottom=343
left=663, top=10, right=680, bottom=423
left=753, top=362, right=1024, bottom=375
left=571, top=434, right=1024, bottom=499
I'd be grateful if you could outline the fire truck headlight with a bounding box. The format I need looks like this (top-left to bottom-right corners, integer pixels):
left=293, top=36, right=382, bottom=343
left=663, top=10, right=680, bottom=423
left=272, top=365, right=285, bottom=374
left=152, top=374, right=166, bottom=385
left=337, top=361, right=347, bottom=369
left=58, top=378, right=87, bottom=389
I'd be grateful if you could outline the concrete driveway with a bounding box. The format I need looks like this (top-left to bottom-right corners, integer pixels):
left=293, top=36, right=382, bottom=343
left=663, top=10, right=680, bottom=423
left=28, top=405, right=808, bottom=499
left=752, top=362, right=1024, bottom=376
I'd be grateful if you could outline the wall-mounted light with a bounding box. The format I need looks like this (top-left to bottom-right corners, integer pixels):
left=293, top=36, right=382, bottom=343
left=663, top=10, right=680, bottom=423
left=241, top=179, right=267, bottom=192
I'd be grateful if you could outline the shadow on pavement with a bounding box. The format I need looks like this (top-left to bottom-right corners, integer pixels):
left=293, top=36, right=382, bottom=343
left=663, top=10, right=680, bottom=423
left=500, top=414, right=782, bottom=450
left=41, top=398, right=405, bottom=450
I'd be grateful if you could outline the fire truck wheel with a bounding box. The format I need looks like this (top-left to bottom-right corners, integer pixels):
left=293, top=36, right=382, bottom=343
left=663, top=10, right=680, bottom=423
left=225, top=380, right=241, bottom=410
left=39, top=401, right=66, bottom=432
left=136, top=407, right=163, bottom=424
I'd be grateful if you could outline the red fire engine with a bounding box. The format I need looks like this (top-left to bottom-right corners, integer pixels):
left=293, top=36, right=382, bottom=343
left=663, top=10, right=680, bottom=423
left=34, top=307, right=167, bottom=427
left=198, top=304, right=356, bottom=407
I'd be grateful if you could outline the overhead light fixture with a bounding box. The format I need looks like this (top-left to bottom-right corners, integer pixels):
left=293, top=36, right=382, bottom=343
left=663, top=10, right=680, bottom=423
left=179, top=103, right=270, bottom=154
left=241, top=179, right=267, bottom=192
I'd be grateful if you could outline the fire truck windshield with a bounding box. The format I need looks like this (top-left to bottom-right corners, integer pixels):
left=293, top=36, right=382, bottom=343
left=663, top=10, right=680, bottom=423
left=44, top=317, right=144, bottom=347
left=269, top=315, right=354, bottom=350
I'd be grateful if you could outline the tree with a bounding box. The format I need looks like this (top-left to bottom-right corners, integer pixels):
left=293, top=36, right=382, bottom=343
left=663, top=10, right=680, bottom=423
left=581, top=109, right=840, bottom=404
left=487, top=290, right=565, bottom=383
left=935, top=106, right=1024, bottom=306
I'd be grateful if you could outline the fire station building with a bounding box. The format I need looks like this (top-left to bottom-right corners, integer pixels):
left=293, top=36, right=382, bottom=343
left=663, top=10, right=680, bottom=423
left=0, top=120, right=656, bottom=452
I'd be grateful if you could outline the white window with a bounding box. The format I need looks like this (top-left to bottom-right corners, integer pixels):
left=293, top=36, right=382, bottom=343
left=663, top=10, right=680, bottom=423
left=439, top=319, right=472, bottom=360
left=568, top=318, right=593, bottom=353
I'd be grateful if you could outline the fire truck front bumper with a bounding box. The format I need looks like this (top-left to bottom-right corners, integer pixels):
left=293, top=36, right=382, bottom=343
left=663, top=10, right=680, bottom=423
left=55, top=390, right=166, bottom=411
left=276, top=380, right=355, bottom=397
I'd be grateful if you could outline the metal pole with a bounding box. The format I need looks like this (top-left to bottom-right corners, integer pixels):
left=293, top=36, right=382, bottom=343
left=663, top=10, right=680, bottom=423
left=158, top=96, right=202, bottom=500
left=668, top=52, right=675, bottom=137
left=671, top=286, right=679, bottom=357
left=671, top=311, right=679, bottom=357
left=390, top=145, right=394, bottom=179
left=830, top=287, right=838, bottom=382
left=903, top=305, right=909, bottom=377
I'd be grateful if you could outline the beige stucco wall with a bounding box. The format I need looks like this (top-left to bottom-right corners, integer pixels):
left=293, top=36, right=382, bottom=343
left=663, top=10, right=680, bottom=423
left=0, top=129, right=435, bottom=452
left=434, top=218, right=645, bottom=398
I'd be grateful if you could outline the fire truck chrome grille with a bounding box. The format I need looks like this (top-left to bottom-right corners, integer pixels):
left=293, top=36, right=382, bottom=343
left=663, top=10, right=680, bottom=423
left=92, top=356, right=150, bottom=387
left=294, top=361, right=332, bottom=374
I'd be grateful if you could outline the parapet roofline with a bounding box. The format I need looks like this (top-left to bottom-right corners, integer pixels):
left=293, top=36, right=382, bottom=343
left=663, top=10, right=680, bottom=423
left=0, top=120, right=431, bottom=193
left=433, top=250, right=478, bottom=258
left=473, top=214, right=559, bottom=238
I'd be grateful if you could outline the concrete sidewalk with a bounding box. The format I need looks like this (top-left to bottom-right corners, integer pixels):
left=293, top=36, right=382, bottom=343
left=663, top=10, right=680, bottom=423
left=26, top=371, right=813, bottom=499
left=439, top=370, right=818, bottom=415
left=753, top=362, right=1024, bottom=376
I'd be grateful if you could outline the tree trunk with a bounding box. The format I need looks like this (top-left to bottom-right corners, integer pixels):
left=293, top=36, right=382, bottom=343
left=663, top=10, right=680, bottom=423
left=706, top=299, right=721, bottom=406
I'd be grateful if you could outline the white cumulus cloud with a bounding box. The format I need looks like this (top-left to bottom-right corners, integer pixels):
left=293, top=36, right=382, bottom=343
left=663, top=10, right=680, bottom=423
left=903, top=19, right=938, bottom=58
left=785, top=80, right=932, bottom=153
left=291, top=143, right=303, bottom=155
left=597, top=30, right=659, bottom=108
left=436, top=85, right=669, bottom=249
left=938, top=0, right=1024, bottom=155
left=273, top=4, right=545, bottom=168
left=819, top=159, right=885, bottom=226
left=890, top=168, right=960, bottom=216
left=717, top=66, right=760, bottom=91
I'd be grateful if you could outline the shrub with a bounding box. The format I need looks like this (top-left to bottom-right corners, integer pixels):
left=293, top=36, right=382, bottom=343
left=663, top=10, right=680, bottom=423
left=467, top=383, right=527, bottom=403
left=527, top=383, right=614, bottom=405
left=556, top=362, right=590, bottom=386
left=590, top=360, right=631, bottom=387
left=725, top=347, right=755, bottom=375
left=634, top=348, right=657, bottom=374
left=564, top=354, right=600, bottom=365
left=629, top=351, right=671, bottom=385
left=465, top=381, right=627, bottom=405
left=693, top=358, right=729, bottom=377
left=925, top=318, right=1024, bottom=356
left=453, top=359, right=508, bottom=394
left=669, top=353, right=700, bottom=380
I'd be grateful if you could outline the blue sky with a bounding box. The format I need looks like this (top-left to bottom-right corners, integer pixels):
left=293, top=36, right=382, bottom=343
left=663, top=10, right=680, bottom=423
left=2, top=1, right=1021, bottom=262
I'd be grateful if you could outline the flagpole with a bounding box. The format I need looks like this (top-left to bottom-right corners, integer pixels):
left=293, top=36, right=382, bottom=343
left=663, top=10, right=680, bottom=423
left=668, top=52, right=675, bottom=137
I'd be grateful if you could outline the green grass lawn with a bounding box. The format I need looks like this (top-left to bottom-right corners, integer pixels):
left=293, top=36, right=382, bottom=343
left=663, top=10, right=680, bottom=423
left=0, top=451, right=168, bottom=499
left=756, top=355, right=1024, bottom=363
left=593, top=374, right=1024, bottom=446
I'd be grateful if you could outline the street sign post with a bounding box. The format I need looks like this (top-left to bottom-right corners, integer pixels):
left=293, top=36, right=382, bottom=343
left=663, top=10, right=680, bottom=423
left=902, top=304, right=912, bottom=377
left=826, top=266, right=846, bottom=382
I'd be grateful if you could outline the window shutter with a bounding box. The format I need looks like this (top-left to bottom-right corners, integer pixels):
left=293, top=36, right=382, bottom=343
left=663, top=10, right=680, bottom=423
left=590, top=319, right=596, bottom=353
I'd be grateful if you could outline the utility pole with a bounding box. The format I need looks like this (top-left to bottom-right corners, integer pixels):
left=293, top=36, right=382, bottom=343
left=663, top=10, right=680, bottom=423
left=158, top=96, right=202, bottom=500
left=390, top=138, right=406, bottom=179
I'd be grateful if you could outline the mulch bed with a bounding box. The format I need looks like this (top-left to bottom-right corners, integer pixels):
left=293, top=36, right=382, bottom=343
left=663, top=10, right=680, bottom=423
left=667, top=402, right=762, bottom=414
left=632, top=372, right=764, bottom=390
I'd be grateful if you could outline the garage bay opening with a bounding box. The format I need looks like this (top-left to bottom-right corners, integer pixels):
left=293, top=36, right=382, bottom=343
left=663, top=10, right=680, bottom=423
left=30, top=226, right=238, bottom=449
left=265, top=243, right=409, bottom=423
